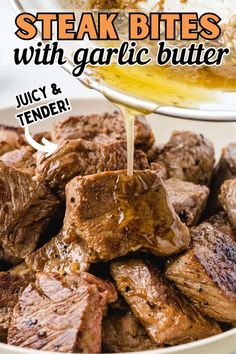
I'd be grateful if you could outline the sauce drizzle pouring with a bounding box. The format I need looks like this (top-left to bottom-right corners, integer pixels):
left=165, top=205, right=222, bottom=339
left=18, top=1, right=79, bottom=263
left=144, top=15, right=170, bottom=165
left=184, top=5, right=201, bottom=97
left=123, top=108, right=135, bottom=177
left=91, top=8, right=236, bottom=177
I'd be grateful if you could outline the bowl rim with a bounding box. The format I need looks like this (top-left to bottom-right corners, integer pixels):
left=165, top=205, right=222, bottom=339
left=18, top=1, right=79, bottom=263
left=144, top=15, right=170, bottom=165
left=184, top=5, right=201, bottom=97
left=1, top=326, right=236, bottom=354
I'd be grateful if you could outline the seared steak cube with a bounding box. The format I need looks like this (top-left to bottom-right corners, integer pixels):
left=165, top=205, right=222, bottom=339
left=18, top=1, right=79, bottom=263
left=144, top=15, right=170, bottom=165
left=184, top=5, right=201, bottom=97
left=26, top=232, right=97, bottom=273
left=165, top=178, right=209, bottom=226
left=213, top=143, right=236, bottom=189
left=111, top=258, right=221, bottom=346
left=166, top=220, right=236, bottom=324
left=8, top=272, right=117, bottom=353
left=156, top=131, right=215, bottom=185
left=217, top=143, right=236, bottom=176
left=64, top=170, right=190, bottom=261
left=1, top=146, right=36, bottom=176
left=219, top=179, right=236, bottom=232
left=37, top=139, right=149, bottom=197
left=102, top=309, right=156, bottom=352
left=206, top=143, right=236, bottom=214
left=0, top=125, right=25, bottom=156
left=52, top=112, right=154, bottom=151
left=0, top=264, right=33, bottom=341
left=0, top=132, right=52, bottom=176
left=0, top=162, right=59, bottom=263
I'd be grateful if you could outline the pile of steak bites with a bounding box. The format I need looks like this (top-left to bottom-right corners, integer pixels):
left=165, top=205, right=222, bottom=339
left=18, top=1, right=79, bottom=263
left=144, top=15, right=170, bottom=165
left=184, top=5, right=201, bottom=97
left=0, top=112, right=235, bottom=353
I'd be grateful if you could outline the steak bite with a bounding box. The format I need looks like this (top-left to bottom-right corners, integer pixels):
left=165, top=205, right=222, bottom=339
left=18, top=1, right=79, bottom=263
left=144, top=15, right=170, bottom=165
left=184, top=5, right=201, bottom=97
left=213, top=143, right=236, bottom=191
left=102, top=309, right=156, bottom=352
left=166, top=221, right=236, bottom=324
left=206, top=143, right=236, bottom=214
left=37, top=139, right=149, bottom=197
left=146, top=143, right=162, bottom=163
left=52, top=111, right=154, bottom=151
left=0, top=263, right=33, bottom=341
left=0, top=125, right=25, bottom=156
left=0, top=131, right=51, bottom=177
left=26, top=232, right=97, bottom=273
left=217, top=144, right=236, bottom=178
left=156, top=131, right=215, bottom=185
left=165, top=178, right=209, bottom=226
left=219, top=179, right=236, bottom=232
left=64, top=170, right=190, bottom=261
left=0, top=162, right=59, bottom=263
left=111, top=258, right=221, bottom=346
left=8, top=272, right=117, bottom=353
left=1, top=146, right=36, bottom=176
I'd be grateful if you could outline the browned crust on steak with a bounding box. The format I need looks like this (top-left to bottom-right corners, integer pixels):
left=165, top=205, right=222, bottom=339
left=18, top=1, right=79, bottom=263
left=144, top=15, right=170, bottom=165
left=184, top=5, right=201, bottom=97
left=206, top=212, right=235, bottom=240
left=156, top=131, right=215, bottom=185
left=165, top=178, right=209, bottom=226
left=36, top=139, right=149, bottom=197
left=52, top=112, right=154, bottom=151
left=219, top=179, right=236, bottom=233
left=192, top=225, right=236, bottom=299
left=216, top=144, right=236, bottom=182
left=166, top=221, right=236, bottom=323
left=111, top=258, right=221, bottom=346
left=206, top=143, right=236, bottom=215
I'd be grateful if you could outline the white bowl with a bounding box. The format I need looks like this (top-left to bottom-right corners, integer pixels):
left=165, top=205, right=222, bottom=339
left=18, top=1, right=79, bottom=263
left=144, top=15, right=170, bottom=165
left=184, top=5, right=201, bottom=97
left=0, top=96, right=236, bottom=354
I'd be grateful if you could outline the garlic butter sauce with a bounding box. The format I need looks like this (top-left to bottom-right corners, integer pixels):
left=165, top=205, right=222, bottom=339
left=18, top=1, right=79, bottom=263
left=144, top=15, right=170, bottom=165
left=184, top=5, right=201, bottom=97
left=91, top=5, right=236, bottom=177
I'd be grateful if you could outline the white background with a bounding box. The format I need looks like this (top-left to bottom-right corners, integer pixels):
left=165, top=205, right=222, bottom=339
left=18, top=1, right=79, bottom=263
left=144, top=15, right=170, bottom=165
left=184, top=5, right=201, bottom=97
left=0, top=0, right=101, bottom=109
left=0, top=4, right=236, bottom=353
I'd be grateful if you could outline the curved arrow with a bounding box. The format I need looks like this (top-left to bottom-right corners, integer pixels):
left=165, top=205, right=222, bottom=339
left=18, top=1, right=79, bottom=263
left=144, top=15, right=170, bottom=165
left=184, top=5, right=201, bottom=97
left=24, top=126, right=58, bottom=157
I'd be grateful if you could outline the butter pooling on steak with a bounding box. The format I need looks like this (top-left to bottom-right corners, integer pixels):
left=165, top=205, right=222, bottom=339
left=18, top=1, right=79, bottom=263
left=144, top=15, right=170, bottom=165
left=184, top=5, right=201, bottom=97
left=26, top=232, right=97, bottom=273
left=63, top=170, right=190, bottom=261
